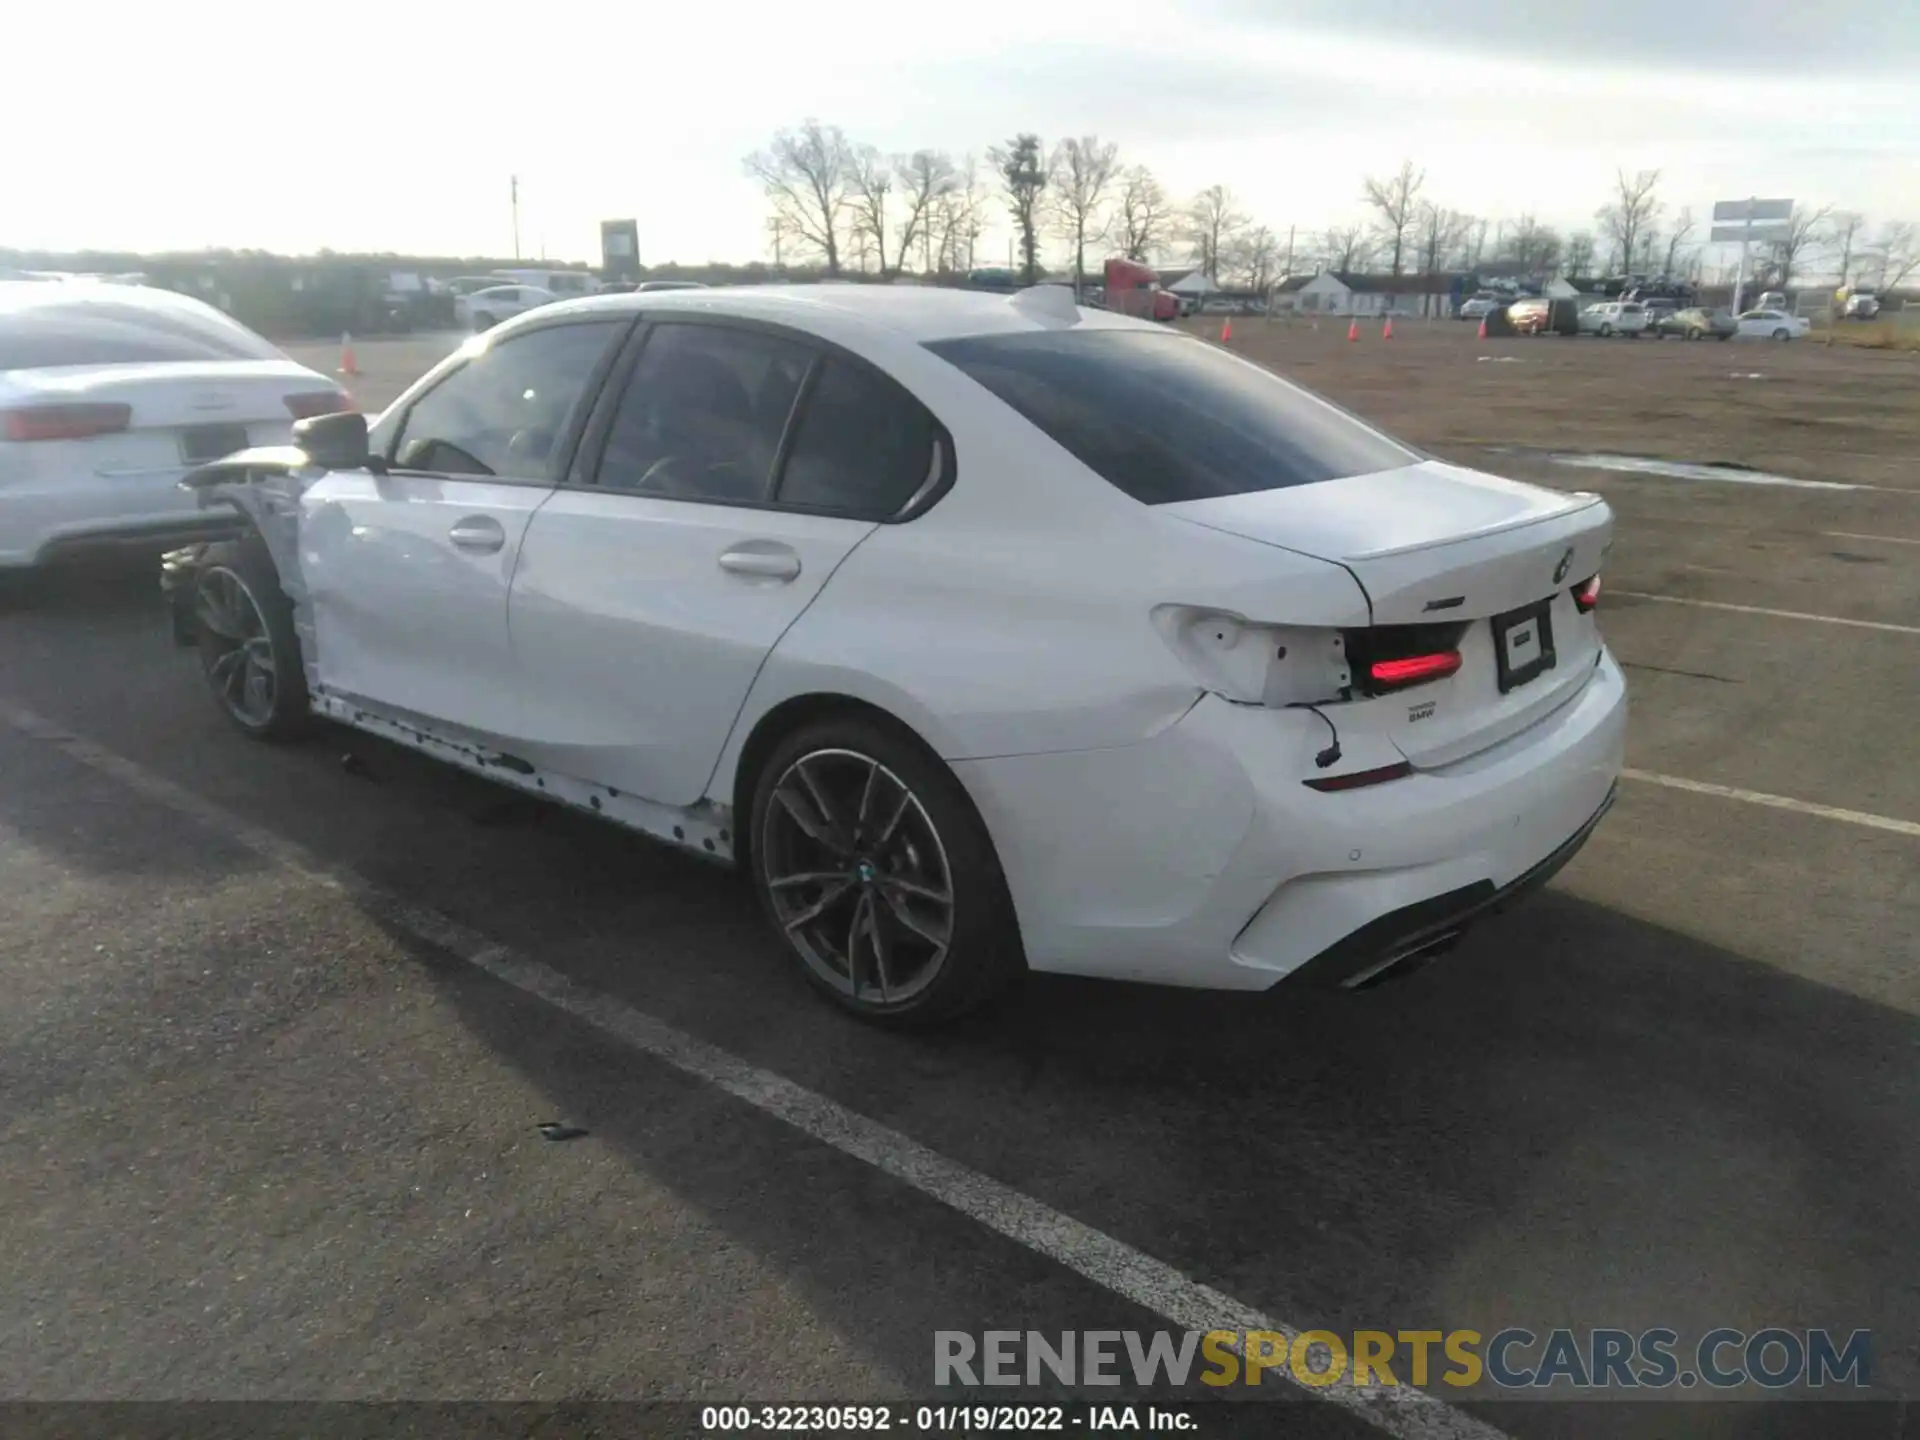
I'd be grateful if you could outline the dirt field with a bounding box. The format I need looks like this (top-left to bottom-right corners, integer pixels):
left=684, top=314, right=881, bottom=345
left=1179, top=316, right=1920, bottom=492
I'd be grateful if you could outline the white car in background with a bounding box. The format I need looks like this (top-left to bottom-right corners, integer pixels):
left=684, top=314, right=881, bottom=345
left=162, top=284, right=1625, bottom=1025
left=455, top=285, right=557, bottom=332
left=0, top=282, right=350, bottom=572
left=1579, top=301, right=1651, bottom=337
left=1734, top=309, right=1810, bottom=341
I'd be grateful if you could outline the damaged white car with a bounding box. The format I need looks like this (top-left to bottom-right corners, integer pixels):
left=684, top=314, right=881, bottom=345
left=163, top=285, right=1626, bottom=1024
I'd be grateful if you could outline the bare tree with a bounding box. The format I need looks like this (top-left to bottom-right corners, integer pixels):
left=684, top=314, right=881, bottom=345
left=1186, top=185, right=1250, bottom=280
left=1565, top=231, right=1597, bottom=278
left=894, top=150, right=959, bottom=276
left=1415, top=202, right=1468, bottom=276
left=1463, top=217, right=1491, bottom=270
left=744, top=120, right=853, bottom=275
left=846, top=145, right=895, bottom=277
left=1661, top=207, right=1696, bottom=276
left=1049, top=135, right=1121, bottom=296
left=990, top=134, right=1049, bottom=283
left=1228, top=225, right=1281, bottom=293
left=1595, top=168, right=1663, bottom=272
left=1116, top=166, right=1174, bottom=264
left=1863, top=221, right=1920, bottom=293
left=1320, top=223, right=1372, bottom=274
left=931, top=157, right=982, bottom=274
left=1361, top=160, right=1425, bottom=276
left=1503, top=215, right=1563, bottom=275
left=1830, top=211, right=1867, bottom=284
left=1763, top=204, right=1832, bottom=288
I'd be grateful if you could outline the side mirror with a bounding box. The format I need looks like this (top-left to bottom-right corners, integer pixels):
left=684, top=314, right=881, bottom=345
left=293, top=409, right=371, bottom=470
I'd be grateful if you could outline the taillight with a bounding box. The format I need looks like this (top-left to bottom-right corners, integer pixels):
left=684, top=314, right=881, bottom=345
left=1305, top=761, right=1413, bottom=792
left=3, top=402, right=133, bottom=442
left=285, top=391, right=354, bottom=420
left=1368, top=651, right=1463, bottom=689
left=1572, top=574, right=1601, bottom=613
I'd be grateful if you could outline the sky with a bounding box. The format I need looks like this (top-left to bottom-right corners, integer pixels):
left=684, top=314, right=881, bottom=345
left=5, top=0, right=1917, bottom=271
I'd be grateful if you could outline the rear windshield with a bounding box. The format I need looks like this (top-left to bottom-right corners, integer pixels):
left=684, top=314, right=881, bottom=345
left=0, top=294, right=281, bottom=370
left=925, top=330, right=1416, bottom=504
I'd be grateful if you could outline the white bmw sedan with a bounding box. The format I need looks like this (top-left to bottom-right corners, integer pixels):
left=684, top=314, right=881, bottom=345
left=163, top=284, right=1626, bottom=1024
left=1, top=282, right=350, bottom=571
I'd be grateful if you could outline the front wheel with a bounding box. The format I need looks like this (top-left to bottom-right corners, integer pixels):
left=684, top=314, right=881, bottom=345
left=193, top=532, right=313, bottom=740
left=748, top=717, right=1025, bottom=1026
left=1598, top=323, right=1614, bottom=337
left=1687, top=327, right=1704, bottom=341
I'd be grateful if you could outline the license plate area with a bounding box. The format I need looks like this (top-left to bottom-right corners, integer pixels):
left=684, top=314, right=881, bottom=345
left=179, top=423, right=250, bottom=464
left=1492, top=598, right=1556, bottom=693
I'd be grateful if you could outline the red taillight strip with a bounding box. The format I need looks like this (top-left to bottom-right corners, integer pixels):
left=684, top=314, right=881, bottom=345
left=1369, top=650, right=1462, bottom=688
left=1305, top=761, right=1413, bottom=792
left=3, top=402, right=133, bottom=442
left=1572, top=574, right=1601, bottom=613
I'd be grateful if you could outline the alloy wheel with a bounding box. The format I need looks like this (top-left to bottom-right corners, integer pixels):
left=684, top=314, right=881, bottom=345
left=197, top=566, right=278, bottom=727
left=759, top=748, right=955, bottom=1006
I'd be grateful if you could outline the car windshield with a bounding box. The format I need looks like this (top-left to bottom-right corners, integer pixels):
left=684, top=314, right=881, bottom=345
left=0, top=290, right=282, bottom=369
left=926, top=328, right=1417, bottom=504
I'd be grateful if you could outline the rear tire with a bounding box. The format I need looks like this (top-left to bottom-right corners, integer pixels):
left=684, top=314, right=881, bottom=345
left=193, top=531, right=313, bottom=741
left=1687, top=327, right=1704, bottom=340
left=473, top=312, right=496, bottom=332
left=747, top=715, right=1025, bottom=1027
left=1773, top=327, right=1791, bottom=341
left=1598, top=323, right=1614, bottom=337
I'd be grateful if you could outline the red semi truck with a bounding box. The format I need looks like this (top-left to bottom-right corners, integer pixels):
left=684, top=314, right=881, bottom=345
left=1102, top=257, right=1180, bottom=322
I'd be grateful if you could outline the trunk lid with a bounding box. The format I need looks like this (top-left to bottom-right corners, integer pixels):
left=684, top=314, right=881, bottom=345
left=1162, top=461, right=1614, bottom=767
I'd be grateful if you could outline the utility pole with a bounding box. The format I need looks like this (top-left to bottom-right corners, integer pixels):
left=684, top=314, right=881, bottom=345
left=767, top=217, right=785, bottom=270
left=510, top=175, right=521, bottom=260
left=1285, top=224, right=1295, bottom=276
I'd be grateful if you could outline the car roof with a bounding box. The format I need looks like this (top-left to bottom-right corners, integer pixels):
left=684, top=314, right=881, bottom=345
left=524, top=283, right=1159, bottom=344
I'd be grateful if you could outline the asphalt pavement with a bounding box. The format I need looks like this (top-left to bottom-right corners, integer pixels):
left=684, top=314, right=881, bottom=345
left=1, top=331, right=1915, bottom=1439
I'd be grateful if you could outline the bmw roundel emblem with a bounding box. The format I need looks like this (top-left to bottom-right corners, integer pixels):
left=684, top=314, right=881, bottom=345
left=1552, top=547, right=1574, bottom=585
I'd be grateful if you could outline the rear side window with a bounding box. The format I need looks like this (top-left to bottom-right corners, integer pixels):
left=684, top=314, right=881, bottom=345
left=594, top=323, right=811, bottom=502
left=390, top=320, right=623, bottom=479
left=926, top=330, right=1415, bottom=505
left=0, top=294, right=282, bottom=370
left=776, top=358, right=941, bottom=517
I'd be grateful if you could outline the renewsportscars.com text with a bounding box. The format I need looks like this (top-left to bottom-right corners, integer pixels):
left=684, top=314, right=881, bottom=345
left=935, top=1328, right=1872, bottom=1391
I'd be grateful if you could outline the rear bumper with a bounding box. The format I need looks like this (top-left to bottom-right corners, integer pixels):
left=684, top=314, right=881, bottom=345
left=0, top=469, right=241, bottom=570
left=958, top=648, right=1627, bottom=991
left=1281, top=783, right=1616, bottom=989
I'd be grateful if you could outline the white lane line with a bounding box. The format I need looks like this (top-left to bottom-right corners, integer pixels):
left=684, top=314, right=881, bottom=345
left=1609, top=591, right=1920, bottom=635
left=0, top=699, right=1503, bottom=1440
left=1623, top=769, right=1920, bottom=838
left=1822, top=531, right=1920, bottom=547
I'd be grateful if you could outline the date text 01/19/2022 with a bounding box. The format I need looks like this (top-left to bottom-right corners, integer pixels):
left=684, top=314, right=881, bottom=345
left=700, top=1404, right=1195, bottom=1431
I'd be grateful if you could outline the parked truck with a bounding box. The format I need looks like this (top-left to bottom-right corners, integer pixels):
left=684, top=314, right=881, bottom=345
left=1102, top=257, right=1180, bottom=322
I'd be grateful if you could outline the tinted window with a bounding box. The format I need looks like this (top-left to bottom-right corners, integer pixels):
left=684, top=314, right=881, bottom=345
left=777, top=358, right=940, bottom=516
left=0, top=292, right=282, bottom=370
left=391, top=321, right=622, bottom=479
left=926, top=330, right=1415, bottom=505
left=595, top=323, right=810, bottom=502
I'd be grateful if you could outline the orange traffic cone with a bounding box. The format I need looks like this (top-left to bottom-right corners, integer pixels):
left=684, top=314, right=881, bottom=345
left=1220, top=317, right=1233, bottom=343
left=1477, top=317, right=1488, bottom=341
left=337, top=332, right=360, bottom=377
left=1347, top=319, right=1359, bottom=342
left=1382, top=316, right=1394, bottom=340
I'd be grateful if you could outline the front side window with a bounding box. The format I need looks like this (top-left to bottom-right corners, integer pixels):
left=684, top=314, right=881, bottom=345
left=391, top=320, right=623, bottom=479
left=926, top=329, right=1416, bottom=505
left=776, top=358, right=941, bottom=517
left=594, top=323, right=811, bottom=502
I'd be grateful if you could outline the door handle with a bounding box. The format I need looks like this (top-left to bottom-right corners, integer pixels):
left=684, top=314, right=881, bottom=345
left=718, top=545, right=801, bottom=582
left=449, top=516, right=506, bottom=553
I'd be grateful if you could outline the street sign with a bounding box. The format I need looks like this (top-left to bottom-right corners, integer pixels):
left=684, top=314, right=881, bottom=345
left=1712, top=198, right=1793, bottom=223
left=1711, top=197, right=1796, bottom=313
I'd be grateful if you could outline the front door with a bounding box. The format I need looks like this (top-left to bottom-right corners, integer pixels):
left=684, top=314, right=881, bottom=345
left=301, top=317, right=628, bottom=738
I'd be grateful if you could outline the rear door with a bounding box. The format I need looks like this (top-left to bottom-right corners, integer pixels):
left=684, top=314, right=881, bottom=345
left=509, top=319, right=945, bottom=805
left=299, top=316, right=628, bottom=737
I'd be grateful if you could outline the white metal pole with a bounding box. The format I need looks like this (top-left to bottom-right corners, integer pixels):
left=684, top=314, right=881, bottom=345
left=1730, top=195, right=1753, bottom=314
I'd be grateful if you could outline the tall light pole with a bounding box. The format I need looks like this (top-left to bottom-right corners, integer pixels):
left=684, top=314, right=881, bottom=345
left=510, top=175, right=521, bottom=260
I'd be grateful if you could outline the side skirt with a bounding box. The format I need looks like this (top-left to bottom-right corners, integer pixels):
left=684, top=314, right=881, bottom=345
left=311, top=693, right=736, bottom=866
